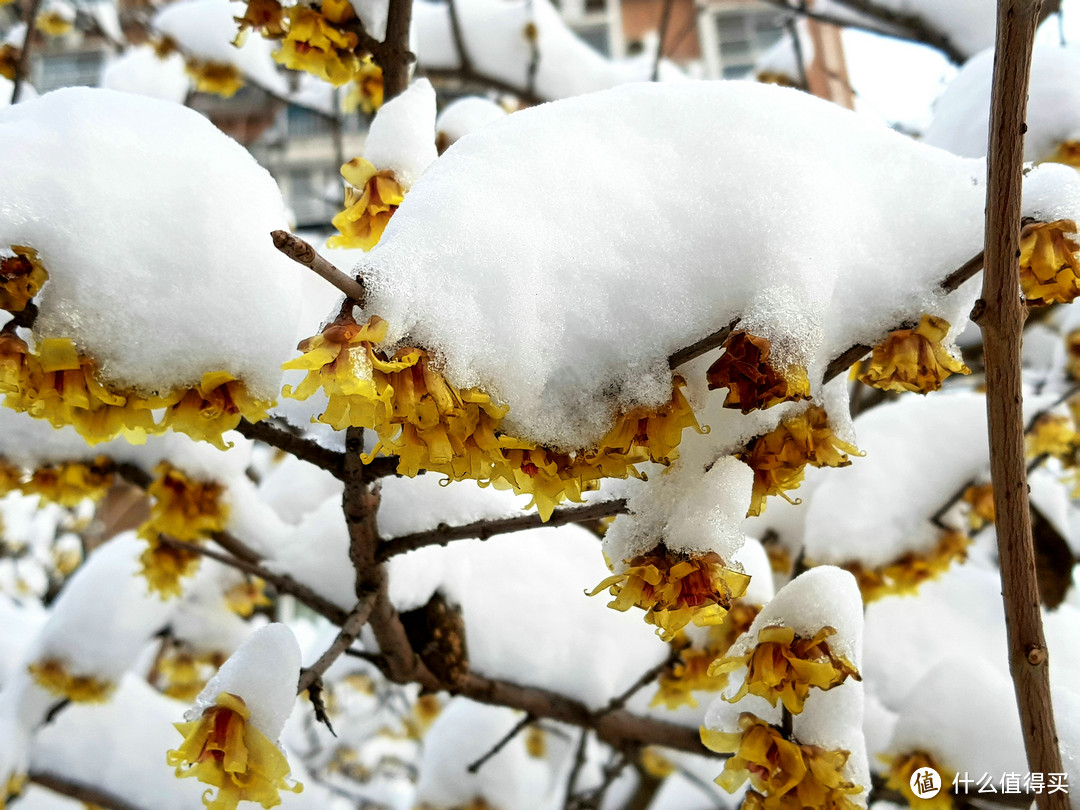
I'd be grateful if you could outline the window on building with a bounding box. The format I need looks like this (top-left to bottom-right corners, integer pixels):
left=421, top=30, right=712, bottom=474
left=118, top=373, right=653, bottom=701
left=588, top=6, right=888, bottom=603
left=34, top=50, right=105, bottom=93
left=707, top=2, right=786, bottom=79
left=288, top=168, right=338, bottom=227
left=286, top=105, right=333, bottom=138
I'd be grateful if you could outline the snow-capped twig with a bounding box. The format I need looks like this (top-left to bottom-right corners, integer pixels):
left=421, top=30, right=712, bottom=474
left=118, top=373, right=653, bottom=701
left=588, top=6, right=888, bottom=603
left=297, top=595, right=377, bottom=693
left=10, top=0, right=44, bottom=104
left=29, top=771, right=142, bottom=810
left=271, top=230, right=367, bottom=304
left=978, top=1, right=1067, bottom=800
left=376, top=498, right=629, bottom=560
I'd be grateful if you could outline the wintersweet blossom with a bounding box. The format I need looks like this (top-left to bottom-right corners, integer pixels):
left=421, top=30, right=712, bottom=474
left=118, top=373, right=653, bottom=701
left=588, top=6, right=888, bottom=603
left=0, top=44, right=17, bottom=80
left=233, top=0, right=287, bottom=43
left=184, top=59, right=245, bottom=98
left=831, top=530, right=971, bottom=602
left=328, top=157, right=406, bottom=250
left=961, top=483, right=995, bottom=530
left=706, top=331, right=810, bottom=413
left=21, top=457, right=114, bottom=507
left=1019, top=219, right=1080, bottom=306
left=1047, top=140, right=1080, bottom=169
left=34, top=10, right=74, bottom=35
left=858, top=314, right=970, bottom=394
left=224, top=578, right=273, bottom=617
left=167, top=692, right=302, bottom=810
left=138, top=538, right=202, bottom=599
left=156, top=646, right=227, bottom=702
left=711, top=625, right=860, bottom=714
left=883, top=751, right=955, bottom=810
left=272, top=4, right=360, bottom=86
left=588, top=546, right=750, bottom=640
left=344, top=57, right=384, bottom=114
left=27, top=657, right=114, bottom=703
left=739, top=405, right=859, bottom=516
left=1026, top=413, right=1077, bottom=462
left=0, top=245, right=48, bottom=312
left=160, top=370, right=272, bottom=450
left=702, top=713, right=863, bottom=810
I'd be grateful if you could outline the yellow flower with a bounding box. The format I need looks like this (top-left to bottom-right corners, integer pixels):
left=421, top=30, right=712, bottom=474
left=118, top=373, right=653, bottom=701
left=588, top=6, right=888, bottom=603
left=0, top=44, right=18, bottom=81
left=161, top=370, right=271, bottom=450
left=143, top=463, right=229, bottom=541
left=3, top=774, right=27, bottom=809
left=152, top=36, right=180, bottom=59
left=1046, top=140, right=1080, bottom=169
left=710, top=626, right=860, bottom=714
left=639, top=747, right=676, bottom=778
left=0, top=458, right=23, bottom=497
left=35, top=10, right=74, bottom=36
left=156, top=646, right=226, bottom=702
left=588, top=545, right=750, bottom=640
left=272, top=5, right=360, bottom=86
left=706, top=331, right=810, bottom=413
left=320, top=0, right=354, bottom=24
left=21, top=457, right=114, bottom=507
left=1019, top=220, right=1080, bottom=306
left=27, top=658, right=114, bottom=703
left=285, top=314, right=703, bottom=520
left=858, top=314, right=969, bottom=394
left=138, top=536, right=203, bottom=599
left=343, top=56, right=384, bottom=114
left=739, top=406, right=859, bottom=516
left=1066, top=329, right=1080, bottom=382
left=233, top=0, right=287, bottom=44
left=701, top=713, right=863, bottom=810
left=524, top=726, right=546, bottom=758
left=186, top=59, right=245, bottom=98
left=834, top=530, right=971, bottom=602
left=328, top=158, right=406, bottom=251
left=961, top=483, right=995, bottom=530
left=882, top=751, right=955, bottom=810
left=224, top=578, right=273, bottom=616
left=0, top=246, right=48, bottom=313
left=167, top=692, right=302, bottom=810
left=1026, top=413, right=1077, bottom=462
left=651, top=602, right=760, bottom=710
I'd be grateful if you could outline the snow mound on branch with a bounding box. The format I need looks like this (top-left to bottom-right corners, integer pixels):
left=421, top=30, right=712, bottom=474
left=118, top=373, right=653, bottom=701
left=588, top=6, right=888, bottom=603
left=436, top=95, right=507, bottom=147
left=154, top=0, right=288, bottom=94
left=923, top=44, right=1080, bottom=162
left=0, top=88, right=302, bottom=400
left=365, top=78, right=438, bottom=187
left=101, top=45, right=190, bottom=104
left=817, top=0, right=996, bottom=59
left=359, top=81, right=1006, bottom=451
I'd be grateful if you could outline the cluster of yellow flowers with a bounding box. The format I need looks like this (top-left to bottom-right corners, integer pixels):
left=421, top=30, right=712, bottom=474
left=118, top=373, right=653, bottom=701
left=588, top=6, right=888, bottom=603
left=651, top=601, right=760, bottom=709
left=35, top=9, right=74, bottom=36
left=706, top=331, right=810, bottom=413
left=285, top=313, right=702, bottom=519
left=0, top=245, right=48, bottom=313
left=1027, top=412, right=1078, bottom=462
left=961, top=482, right=995, bottom=531
left=587, top=546, right=750, bottom=640
left=833, top=530, right=971, bottom=603
left=137, top=463, right=229, bottom=599
left=224, top=577, right=273, bottom=617
left=167, top=692, right=303, bottom=810
left=702, top=714, right=863, bottom=810
left=883, top=751, right=955, bottom=810
left=0, top=455, right=114, bottom=507
left=858, top=314, right=970, bottom=394
left=0, top=43, right=17, bottom=80
left=327, top=158, right=406, bottom=250
left=154, top=644, right=228, bottom=702
left=27, top=657, right=115, bottom=703
left=1018, top=219, right=1080, bottom=306
left=0, top=331, right=270, bottom=448
left=738, top=405, right=859, bottom=516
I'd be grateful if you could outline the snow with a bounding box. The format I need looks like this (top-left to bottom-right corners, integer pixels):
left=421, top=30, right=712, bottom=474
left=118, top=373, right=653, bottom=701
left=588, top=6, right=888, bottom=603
left=190, top=622, right=300, bottom=740
left=355, top=81, right=1002, bottom=453
left=153, top=0, right=288, bottom=94
left=101, top=46, right=190, bottom=104
left=924, top=44, right=1080, bottom=162
left=794, top=680, right=870, bottom=805
left=436, top=95, right=507, bottom=148
left=0, top=87, right=302, bottom=402
left=24, top=533, right=175, bottom=687
left=364, top=78, right=438, bottom=187
left=351, top=0, right=389, bottom=41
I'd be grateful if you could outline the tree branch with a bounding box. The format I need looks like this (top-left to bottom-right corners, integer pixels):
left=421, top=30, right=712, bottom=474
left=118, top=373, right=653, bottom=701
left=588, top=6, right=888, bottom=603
left=298, top=595, right=377, bottom=693
left=592, top=647, right=678, bottom=718
left=651, top=0, right=675, bottom=81
left=819, top=0, right=966, bottom=62
left=466, top=712, right=536, bottom=773
left=235, top=418, right=347, bottom=479
left=377, top=498, right=628, bottom=560
left=378, top=0, right=415, bottom=100
left=978, top=1, right=1066, bottom=802
left=10, top=0, right=44, bottom=104
left=271, top=230, right=367, bottom=304
left=29, top=771, right=145, bottom=810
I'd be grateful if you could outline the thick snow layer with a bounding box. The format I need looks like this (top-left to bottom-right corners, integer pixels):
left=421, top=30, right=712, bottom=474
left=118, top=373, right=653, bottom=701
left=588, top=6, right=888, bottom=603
left=25, top=533, right=176, bottom=684
left=381, top=472, right=530, bottom=537
left=733, top=536, right=775, bottom=607
left=191, top=623, right=300, bottom=739
left=101, top=46, right=190, bottom=104
left=412, top=0, right=677, bottom=100
left=0, top=596, right=47, bottom=688
left=356, top=81, right=1007, bottom=452
left=0, top=88, right=302, bottom=401
left=817, top=0, right=996, bottom=59
left=803, top=392, right=992, bottom=567
left=794, top=681, right=870, bottom=806
left=436, top=95, right=507, bottom=147
left=154, top=0, right=288, bottom=94
left=727, top=566, right=863, bottom=666
left=351, top=0, right=389, bottom=40
left=884, top=656, right=1027, bottom=777
left=364, top=78, right=438, bottom=187
left=924, top=45, right=1080, bottom=161
left=416, top=699, right=559, bottom=810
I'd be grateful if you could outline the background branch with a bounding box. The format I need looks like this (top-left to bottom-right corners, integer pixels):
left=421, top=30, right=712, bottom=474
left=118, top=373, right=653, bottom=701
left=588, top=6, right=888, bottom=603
left=10, top=0, right=44, bottom=104
left=29, top=772, right=144, bottom=810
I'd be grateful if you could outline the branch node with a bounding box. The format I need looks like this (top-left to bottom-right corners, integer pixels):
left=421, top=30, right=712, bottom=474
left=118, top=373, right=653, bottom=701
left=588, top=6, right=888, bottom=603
left=1027, top=645, right=1048, bottom=666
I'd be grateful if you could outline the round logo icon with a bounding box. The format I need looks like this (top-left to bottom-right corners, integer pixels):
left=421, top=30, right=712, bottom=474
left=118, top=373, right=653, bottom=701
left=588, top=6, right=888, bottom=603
left=910, top=767, right=942, bottom=799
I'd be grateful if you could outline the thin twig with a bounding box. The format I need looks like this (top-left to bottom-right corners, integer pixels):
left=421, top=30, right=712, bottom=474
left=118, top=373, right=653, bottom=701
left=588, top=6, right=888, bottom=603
left=592, top=647, right=678, bottom=718
left=422, top=67, right=547, bottom=106
left=564, top=730, right=589, bottom=810
left=806, top=0, right=966, bottom=62
left=466, top=712, right=536, bottom=773
left=298, top=595, right=377, bottom=693
left=377, top=498, right=629, bottom=561
left=651, top=0, right=675, bottom=81
left=29, top=772, right=144, bottom=810
left=978, top=1, right=1066, bottom=802
left=378, top=0, right=415, bottom=100
left=446, top=0, right=473, bottom=75
left=667, top=321, right=737, bottom=368
left=271, top=230, right=367, bottom=304
left=11, top=0, right=44, bottom=104
left=235, top=418, right=346, bottom=479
